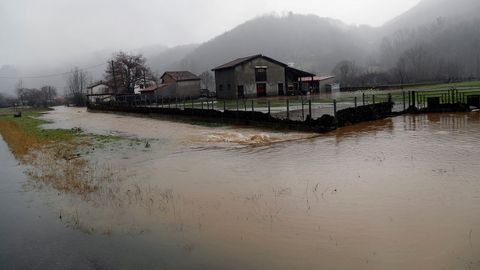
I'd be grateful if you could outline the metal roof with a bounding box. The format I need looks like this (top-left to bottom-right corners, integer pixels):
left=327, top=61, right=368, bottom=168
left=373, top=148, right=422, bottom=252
left=161, top=71, right=200, bottom=82
left=286, top=66, right=316, bottom=78
left=299, top=76, right=335, bottom=82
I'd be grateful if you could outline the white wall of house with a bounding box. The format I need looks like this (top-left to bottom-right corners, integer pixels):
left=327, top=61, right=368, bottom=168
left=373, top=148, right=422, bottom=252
left=90, top=84, right=111, bottom=95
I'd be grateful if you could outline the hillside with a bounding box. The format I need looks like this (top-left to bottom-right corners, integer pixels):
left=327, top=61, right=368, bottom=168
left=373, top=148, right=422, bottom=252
left=384, top=0, right=480, bottom=32
left=177, top=14, right=377, bottom=75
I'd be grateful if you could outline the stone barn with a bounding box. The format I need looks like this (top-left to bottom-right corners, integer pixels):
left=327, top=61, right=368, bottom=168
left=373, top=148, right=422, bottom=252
left=212, top=54, right=315, bottom=99
left=141, top=71, right=201, bottom=99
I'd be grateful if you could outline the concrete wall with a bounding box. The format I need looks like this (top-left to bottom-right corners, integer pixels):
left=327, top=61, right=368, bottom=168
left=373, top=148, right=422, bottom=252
left=320, top=77, right=337, bottom=92
left=176, top=80, right=201, bottom=98
left=155, top=84, right=177, bottom=99
left=215, top=57, right=286, bottom=99
left=235, top=58, right=285, bottom=98
left=153, top=80, right=201, bottom=99
left=90, top=84, right=110, bottom=95
left=215, top=69, right=236, bottom=99
left=162, top=74, right=176, bottom=84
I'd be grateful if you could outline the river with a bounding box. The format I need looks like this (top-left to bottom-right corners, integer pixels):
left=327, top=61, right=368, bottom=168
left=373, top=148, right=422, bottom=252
left=1, top=106, right=480, bottom=269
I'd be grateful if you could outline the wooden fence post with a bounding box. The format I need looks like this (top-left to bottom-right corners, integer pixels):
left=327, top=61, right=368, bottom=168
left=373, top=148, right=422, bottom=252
left=286, top=99, right=290, bottom=120
left=308, top=100, right=312, bottom=119
left=251, top=100, right=254, bottom=112
left=268, top=101, right=271, bottom=115
left=362, top=93, right=365, bottom=105
left=333, top=99, right=337, bottom=117
left=372, top=95, right=375, bottom=104
left=412, top=91, right=416, bottom=107
left=301, top=100, right=305, bottom=120
left=354, top=96, right=357, bottom=108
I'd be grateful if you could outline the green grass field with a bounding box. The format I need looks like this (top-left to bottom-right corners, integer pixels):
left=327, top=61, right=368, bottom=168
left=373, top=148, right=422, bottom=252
left=0, top=107, right=119, bottom=147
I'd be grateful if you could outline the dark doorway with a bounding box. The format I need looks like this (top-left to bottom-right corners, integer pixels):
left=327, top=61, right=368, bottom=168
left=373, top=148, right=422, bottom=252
left=256, top=83, right=267, bottom=97
left=255, top=68, right=267, bottom=82
left=237, top=85, right=244, bottom=98
left=278, top=83, right=284, bottom=96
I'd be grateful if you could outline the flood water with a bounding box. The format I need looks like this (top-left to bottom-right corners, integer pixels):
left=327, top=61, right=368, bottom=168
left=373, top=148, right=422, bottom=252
left=2, top=107, right=480, bottom=269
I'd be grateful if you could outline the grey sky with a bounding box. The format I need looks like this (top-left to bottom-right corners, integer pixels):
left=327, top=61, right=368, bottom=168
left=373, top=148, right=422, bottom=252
left=0, top=0, right=421, bottom=66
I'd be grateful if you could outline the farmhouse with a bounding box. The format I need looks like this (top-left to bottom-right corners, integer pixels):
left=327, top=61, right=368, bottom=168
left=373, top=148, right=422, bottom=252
left=86, top=81, right=115, bottom=103
left=212, top=54, right=315, bottom=99
left=140, top=71, right=201, bottom=99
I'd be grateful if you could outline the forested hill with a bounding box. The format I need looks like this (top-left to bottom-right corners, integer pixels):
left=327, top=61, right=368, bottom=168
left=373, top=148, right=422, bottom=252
left=155, top=0, right=480, bottom=86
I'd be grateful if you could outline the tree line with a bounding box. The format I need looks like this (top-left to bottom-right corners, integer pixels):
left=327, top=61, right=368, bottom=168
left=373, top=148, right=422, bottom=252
left=332, top=17, right=480, bottom=88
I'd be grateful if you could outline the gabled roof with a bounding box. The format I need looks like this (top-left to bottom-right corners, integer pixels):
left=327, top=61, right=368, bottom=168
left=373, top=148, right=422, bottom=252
left=212, top=54, right=288, bottom=71
left=161, top=71, right=200, bottom=82
left=87, top=80, right=111, bottom=89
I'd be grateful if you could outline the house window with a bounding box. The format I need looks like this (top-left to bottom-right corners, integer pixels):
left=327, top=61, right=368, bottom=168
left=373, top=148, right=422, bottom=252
left=255, top=68, right=267, bottom=82
left=219, top=84, right=223, bottom=91
left=227, top=84, right=231, bottom=90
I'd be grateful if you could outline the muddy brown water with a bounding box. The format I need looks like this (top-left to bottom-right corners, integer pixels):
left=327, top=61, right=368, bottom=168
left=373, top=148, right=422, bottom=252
left=1, top=106, right=480, bottom=269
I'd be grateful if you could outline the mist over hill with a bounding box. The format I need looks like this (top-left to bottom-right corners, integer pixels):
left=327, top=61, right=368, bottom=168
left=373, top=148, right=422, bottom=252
left=1, top=0, right=479, bottom=95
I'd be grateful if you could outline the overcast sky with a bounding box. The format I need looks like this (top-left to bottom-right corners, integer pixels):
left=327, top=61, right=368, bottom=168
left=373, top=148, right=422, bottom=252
left=0, top=0, right=421, bottom=67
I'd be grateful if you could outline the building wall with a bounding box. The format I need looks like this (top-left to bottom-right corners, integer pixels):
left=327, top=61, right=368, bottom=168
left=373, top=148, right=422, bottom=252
left=215, top=69, right=236, bottom=99
left=90, top=84, right=110, bottom=95
left=319, top=77, right=337, bottom=93
left=234, top=58, right=285, bottom=98
left=215, top=57, right=286, bottom=99
left=153, top=80, right=201, bottom=99
left=176, top=80, right=201, bottom=98
left=155, top=84, right=177, bottom=99
left=162, top=74, right=176, bottom=84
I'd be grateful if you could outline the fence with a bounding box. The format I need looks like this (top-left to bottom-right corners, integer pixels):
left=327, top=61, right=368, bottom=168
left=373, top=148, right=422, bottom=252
left=89, top=92, right=395, bottom=122
left=87, top=87, right=480, bottom=131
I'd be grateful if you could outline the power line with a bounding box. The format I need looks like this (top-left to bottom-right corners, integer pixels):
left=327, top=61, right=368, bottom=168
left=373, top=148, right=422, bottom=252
left=0, top=62, right=107, bottom=80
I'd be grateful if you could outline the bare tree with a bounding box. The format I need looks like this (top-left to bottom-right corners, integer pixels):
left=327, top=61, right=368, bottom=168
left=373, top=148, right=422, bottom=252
left=104, top=52, right=155, bottom=94
left=66, top=67, right=89, bottom=106
left=393, top=56, right=408, bottom=88
left=199, top=71, right=215, bottom=90
left=40, top=85, right=57, bottom=107
left=332, top=60, right=361, bottom=87
left=15, top=80, right=25, bottom=105
left=0, top=93, right=15, bottom=108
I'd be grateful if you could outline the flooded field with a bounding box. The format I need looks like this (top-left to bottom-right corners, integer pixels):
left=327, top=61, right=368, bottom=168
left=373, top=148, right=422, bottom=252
left=2, top=106, right=480, bottom=269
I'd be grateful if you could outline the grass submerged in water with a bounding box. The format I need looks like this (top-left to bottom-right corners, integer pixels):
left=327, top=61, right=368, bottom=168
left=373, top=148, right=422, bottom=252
left=0, top=107, right=120, bottom=195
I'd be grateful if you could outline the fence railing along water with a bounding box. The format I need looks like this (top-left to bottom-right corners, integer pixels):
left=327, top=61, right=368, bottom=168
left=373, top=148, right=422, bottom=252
left=89, top=92, right=395, bottom=121
left=87, top=87, right=480, bottom=132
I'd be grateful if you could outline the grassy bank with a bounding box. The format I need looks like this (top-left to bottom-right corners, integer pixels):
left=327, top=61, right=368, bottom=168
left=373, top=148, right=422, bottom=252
left=0, top=107, right=120, bottom=194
